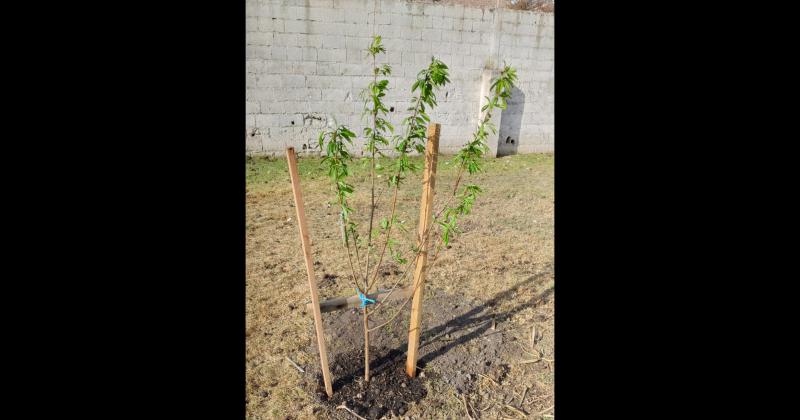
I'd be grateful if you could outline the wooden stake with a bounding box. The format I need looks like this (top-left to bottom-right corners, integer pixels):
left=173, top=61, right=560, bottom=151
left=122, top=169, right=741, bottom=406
left=405, top=123, right=440, bottom=377
left=286, top=147, right=333, bottom=398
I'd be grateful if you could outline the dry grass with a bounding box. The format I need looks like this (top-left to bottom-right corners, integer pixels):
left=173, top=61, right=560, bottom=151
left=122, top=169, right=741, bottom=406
left=246, top=152, right=554, bottom=419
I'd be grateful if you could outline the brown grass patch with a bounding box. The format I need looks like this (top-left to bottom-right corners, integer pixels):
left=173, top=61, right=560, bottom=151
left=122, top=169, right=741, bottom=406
left=246, top=153, right=553, bottom=419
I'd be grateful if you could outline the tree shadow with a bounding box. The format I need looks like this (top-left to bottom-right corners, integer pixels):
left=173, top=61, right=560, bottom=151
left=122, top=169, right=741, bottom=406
left=497, top=86, right=525, bottom=157
left=369, top=266, right=553, bottom=374
left=323, top=264, right=554, bottom=392
left=417, top=270, right=553, bottom=367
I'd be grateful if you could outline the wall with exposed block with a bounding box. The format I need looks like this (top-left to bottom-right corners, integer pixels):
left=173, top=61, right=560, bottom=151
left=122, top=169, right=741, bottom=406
left=246, top=0, right=553, bottom=156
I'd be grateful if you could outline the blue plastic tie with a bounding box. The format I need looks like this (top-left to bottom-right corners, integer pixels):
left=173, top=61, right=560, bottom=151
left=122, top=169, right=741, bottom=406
left=357, top=291, right=376, bottom=308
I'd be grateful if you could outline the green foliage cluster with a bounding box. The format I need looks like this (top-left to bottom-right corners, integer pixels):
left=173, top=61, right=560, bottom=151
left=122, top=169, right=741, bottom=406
left=439, top=65, right=518, bottom=245
left=316, top=34, right=517, bottom=275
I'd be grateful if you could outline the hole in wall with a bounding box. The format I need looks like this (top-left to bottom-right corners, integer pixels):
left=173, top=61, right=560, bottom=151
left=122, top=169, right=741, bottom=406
left=505, top=136, right=511, bottom=144
left=291, top=120, right=295, bottom=125
left=390, top=106, right=395, bottom=112
left=302, top=144, right=307, bottom=150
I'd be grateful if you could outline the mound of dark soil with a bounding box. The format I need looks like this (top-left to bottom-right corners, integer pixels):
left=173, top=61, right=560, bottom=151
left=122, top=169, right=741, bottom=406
left=309, top=347, right=427, bottom=419
left=302, top=284, right=549, bottom=418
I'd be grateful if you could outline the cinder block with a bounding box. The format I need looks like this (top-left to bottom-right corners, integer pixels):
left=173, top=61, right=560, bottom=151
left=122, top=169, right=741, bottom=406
left=412, top=16, right=430, bottom=29
left=441, top=30, right=461, bottom=42
left=288, top=61, right=318, bottom=75
left=462, top=31, right=480, bottom=44
left=273, top=33, right=297, bottom=46
left=501, top=9, right=518, bottom=24
left=425, top=4, right=445, bottom=17
left=323, top=36, right=346, bottom=49
left=259, top=100, right=282, bottom=113
left=246, top=18, right=258, bottom=31
left=296, top=88, right=323, bottom=101
left=246, top=133, right=263, bottom=153
left=533, top=59, right=553, bottom=71
left=270, top=46, right=287, bottom=60
left=255, top=114, right=283, bottom=127
left=306, top=76, right=345, bottom=88
left=411, top=40, right=431, bottom=53
left=401, top=28, right=422, bottom=40
left=308, top=0, right=334, bottom=7
left=519, top=12, right=536, bottom=26
left=334, top=0, right=371, bottom=11
left=381, top=37, right=404, bottom=51
left=342, top=63, right=367, bottom=76
left=401, top=51, right=415, bottom=66
left=247, top=73, right=258, bottom=88
left=286, top=46, right=302, bottom=61
left=476, top=19, right=494, bottom=31
left=514, top=23, right=536, bottom=36
left=246, top=45, right=270, bottom=59
left=407, top=2, right=425, bottom=16
left=346, top=48, right=369, bottom=64
left=246, top=59, right=264, bottom=73
left=318, top=48, right=346, bottom=62
left=430, top=41, right=450, bottom=55
left=465, top=8, right=483, bottom=20
left=344, top=23, right=372, bottom=37
left=446, top=53, right=463, bottom=68
left=414, top=52, right=431, bottom=66
left=377, top=23, right=402, bottom=39
left=470, top=43, right=488, bottom=57
left=284, top=19, right=309, bottom=33
left=343, top=9, right=369, bottom=24
left=308, top=7, right=335, bottom=21
left=302, top=47, right=318, bottom=61
left=317, top=62, right=342, bottom=75
left=375, top=12, right=391, bottom=25
left=245, top=3, right=269, bottom=17
left=345, top=36, right=370, bottom=50
left=321, top=88, right=350, bottom=101
left=391, top=13, right=412, bottom=27
left=247, top=87, right=269, bottom=102
left=288, top=6, right=309, bottom=20
left=441, top=17, right=455, bottom=30
left=386, top=50, right=402, bottom=64
left=256, top=75, right=281, bottom=87
left=445, top=4, right=465, bottom=19
left=259, top=18, right=284, bottom=32
left=298, top=34, right=324, bottom=48
left=422, top=28, right=442, bottom=41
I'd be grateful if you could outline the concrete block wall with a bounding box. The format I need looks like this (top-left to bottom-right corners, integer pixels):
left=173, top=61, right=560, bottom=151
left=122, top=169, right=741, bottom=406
left=246, top=0, right=554, bottom=156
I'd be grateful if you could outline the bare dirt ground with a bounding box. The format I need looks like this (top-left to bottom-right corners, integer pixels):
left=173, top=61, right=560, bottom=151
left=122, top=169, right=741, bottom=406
left=246, top=152, right=554, bottom=419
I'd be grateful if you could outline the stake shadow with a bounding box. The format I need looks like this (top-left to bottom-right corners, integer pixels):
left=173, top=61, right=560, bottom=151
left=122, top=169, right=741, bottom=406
left=323, top=264, right=553, bottom=393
